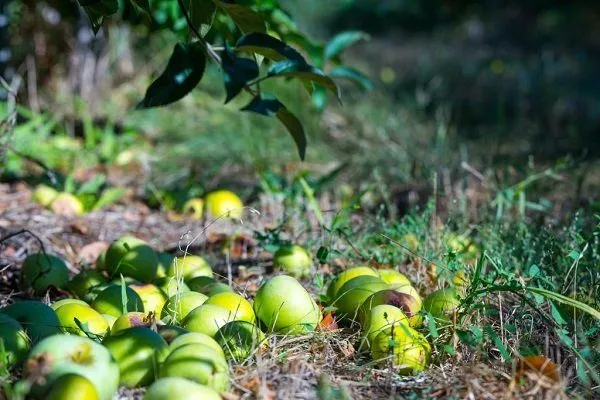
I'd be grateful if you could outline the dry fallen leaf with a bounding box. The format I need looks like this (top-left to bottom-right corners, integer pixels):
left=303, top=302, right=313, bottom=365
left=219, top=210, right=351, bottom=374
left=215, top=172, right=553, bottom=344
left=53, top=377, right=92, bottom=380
left=319, top=312, right=339, bottom=331
left=77, top=241, right=108, bottom=266
left=516, top=355, right=560, bottom=382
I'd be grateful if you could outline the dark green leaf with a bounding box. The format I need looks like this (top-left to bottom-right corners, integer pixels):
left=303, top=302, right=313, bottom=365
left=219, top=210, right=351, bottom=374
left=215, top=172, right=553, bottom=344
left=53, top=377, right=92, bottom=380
left=316, top=246, right=329, bottom=263
left=241, top=95, right=306, bottom=159
left=131, top=0, right=151, bottom=15
left=329, top=66, right=374, bottom=90
left=190, top=0, right=216, bottom=36
left=78, top=0, right=102, bottom=6
left=236, top=32, right=305, bottom=63
left=82, top=7, right=104, bottom=34
left=267, top=60, right=339, bottom=98
left=212, top=1, right=265, bottom=33
left=324, top=31, right=369, bottom=61
left=283, top=32, right=325, bottom=67
left=222, top=46, right=259, bottom=103
left=136, top=42, right=206, bottom=109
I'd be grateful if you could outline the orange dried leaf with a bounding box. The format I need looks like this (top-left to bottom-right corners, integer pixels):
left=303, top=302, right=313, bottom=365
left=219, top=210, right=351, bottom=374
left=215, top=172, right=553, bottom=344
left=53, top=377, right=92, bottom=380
left=319, top=312, right=339, bottom=331
left=517, top=355, right=560, bottom=382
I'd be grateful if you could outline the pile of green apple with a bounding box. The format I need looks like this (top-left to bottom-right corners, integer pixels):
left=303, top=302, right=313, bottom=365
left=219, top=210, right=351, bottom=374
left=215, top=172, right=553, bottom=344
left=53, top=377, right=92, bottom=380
left=2, top=234, right=324, bottom=399
left=167, top=189, right=245, bottom=221
left=327, top=265, right=461, bottom=375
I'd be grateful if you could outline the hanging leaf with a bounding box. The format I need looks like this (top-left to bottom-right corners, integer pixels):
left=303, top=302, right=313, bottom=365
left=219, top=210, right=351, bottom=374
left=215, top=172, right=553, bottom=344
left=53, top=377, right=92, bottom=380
left=283, top=32, right=325, bottom=67
left=312, top=85, right=328, bottom=112
left=241, top=95, right=306, bottom=160
left=329, top=66, right=374, bottom=90
left=267, top=60, right=339, bottom=98
left=212, top=1, right=265, bottom=33
left=136, top=42, right=207, bottom=109
left=236, top=32, right=305, bottom=63
left=131, top=0, right=151, bottom=15
left=324, top=30, right=370, bottom=61
left=222, top=46, right=259, bottom=103
left=190, top=0, right=216, bottom=36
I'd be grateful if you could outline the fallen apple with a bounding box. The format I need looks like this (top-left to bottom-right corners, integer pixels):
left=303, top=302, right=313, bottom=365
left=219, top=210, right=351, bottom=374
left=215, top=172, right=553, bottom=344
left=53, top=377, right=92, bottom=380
left=370, top=324, right=431, bottom=375
left=96, top=250, right=106, bottom=271
left=169, top=332, right=224, bottom=358
left=272, top=245, right=312, bottom=278
left=46, top=373, right=100, bottom=400
left=157, top=325, right=188, bottom=344
left=50, top=298, right=88, bottom=310
left=55, top=303, right=109, bottom=338
left=110, top=312, right=153, bottom=333
left=102, top=314, right=117, bottom=330
left=215, top=320, right=265, bottom=362
left=154, top=276, right=190, bottom=297
left=377, top=269, right=411, bottom=286
left=360, top=289, right=422, bottom=328
left=333, top=275, right=389, bottom=320
left=204, top=292, right=255, bottom=323
left=160, top=291, right=208, bottom=324
left=130, top=283, right=167, bottom=316
left=204, top=189, right=243, bottom=219
left=389, top=284, right=424, bottom=327
left=156, top=252, right=175, bottom=278
left=143, top=377, right=222, bottom=400
left=0, top=313, right=30, bottom=368
left=103, top=326, right=169, bottom=387
left=253, top=275, right=322, bottom=334
left=166, top=255, right=213, bottom=282
left=104, top=235, right=159, bottom=283
left=32, top=184, right=58, bottom=207
left=182, top=198, right=204, bottom=220
left=422, top=288, right=460, bottom=325
left=187, top=276, right=232, bottom=297
left=360, top=304, right=408, bottom=349
left=159, top=343, right=230, bottom=392
left=25, top=334, right=119, bottom=400
left=182, top=304, right=234, bottom=337
left=49, top=192, right=85, bottom=216
left=91, top=284, right=144, bottom=318
left=326, top=266, right=378, bottom=300
left=20, top=252, right=70, bottom=294
left=67, top=270, right=108, bottom=302
left=0, top=301, right=61, bottom=343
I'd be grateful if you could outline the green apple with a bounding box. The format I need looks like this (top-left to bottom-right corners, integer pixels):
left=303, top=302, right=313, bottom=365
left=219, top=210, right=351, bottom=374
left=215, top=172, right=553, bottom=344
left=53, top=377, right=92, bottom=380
left=51, top=298, right=88, bottom=310
left=182, top=304, right=235, bottom=337
left=377, top=269, right=411, bottom=286
left=422, top=288, right=460, bottom=325
left=91, top=284, right=144, bottom=317
left=166, top=255, right=212, bottom=282
left=333, top=275, right=388, bottom=320
left=253, top=275, right=322, bottom=335
left=204, top=190, right=243, bottom=219
left=55, top=303, right=109, bottom=338
left=104, top=235, right=159, bottom=283
left=188, top=276, right=232, bottom=296
left=46, top=373, right=100, bottom=400
left=32, top=184, right=58, bottom=207
left=0, top=301, right=61, bottom=343
left=103, top=326, right=169, bottom=387
left=182, top=198, right=204, bottom=220
left=169, top=332, right=224, bottom=358
left=0, top=313, right=30, bottom=368
left=130, top=283, right=167, bottom=316
left=160, top=292, right=208, bottom=324
left=215, top=321, right=265, bottom=362
left=144, top=377, right=222, bottom=400
left=157, top=325, right=189, bottom=344
left=326, top=266, right=378, bottom=300
left=67, top=270, right=108, bottom=302
left=96, top=251, right=106, bottom=271
left=389, top=284, right=424, bottom=327
left=110, top=312, right=153, bottom=333
left=360, top=305, right=408, bottom=349
left=25, top=334, right=119, bottom=400
left=159, top=343, right=230, bottom=392
left=154, top=276, right=190, bottom=297
left=205, top=292, right=255, bottom=323
left=360, top=289, right=422, bottom=328
left=370, top=324, right=431, bottom=375
left=21, top=253, right=70, bottom=294
left=102, top=314, right=117, bottom=330
left=273, top=245, right=312, bottom=278
left=157, top=252, right=175, bottom=278
left=49, top=192, right=85, bottom=216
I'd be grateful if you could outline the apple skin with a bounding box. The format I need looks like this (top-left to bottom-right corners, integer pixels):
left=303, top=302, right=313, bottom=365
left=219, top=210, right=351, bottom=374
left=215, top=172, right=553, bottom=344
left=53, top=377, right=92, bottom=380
left=273, top=245, right=312, bottom=278
left=326, top=266, right=378, bottom=300
left=104, top=235, right=159, bottom=283
left=0, top=313, right=30, bottom=368
left=188, top=276, right=232, bottom=296
left=360, top=289, right=423, bottom=328
left=370, top=324, right=431, bottom=375
left=389, top=284, right=424, bottom=327
left=166, top=255, right=213, bottom=282
left=25, top=334, right=119, bottom=400
left=67, top=270, right=108, bottom=302
left=377, top=269, right=411, bottom=286
left=182, top=198, right=204, bottom=220
left=55, top=303, right=109, bottom=337
left=215, top=321, right=265, bottom=362
left=360, top=305, right=408, bottom=349
left=154, top=276, right=190, bottom=298
left=144, top=377, right=222, bottom=400
left=204, top=190, right=243, bottom=219
left=169, top=332, right=224, bottom=358
left=0, top=301, right=61, bottom=343
left=157, top=325, right=189, bottom=344
left=422, top=288, right=460, bottom=325
left=130, top=283, right=167, bottom=316
left=49, top=192, right=85, bottom=216
left=110, top=312, right=153, bottom=333
left=96, top=250, right=107, bottom=271
left=32, top=184, right=58, bottom=207
left=160, top=292, right=208, bottom=324
left=20, top=253, right=70, bottom=294
left=182, top=304, right=234, bottom=337
left=46, top=373, right=100, bottom=400
left=333, top=275, right=389, bottom=320
left=102, top=326, right=169, bottom=388
left=204, top=292, right=255, bottom=323
left=253, top=275, right=322, bottom=335
left=159, top=343, right=230, bottom=392
left=51, top=298, right=88, bottom=310
left=156, top=252, right=175, bottom=278
left=91, top=284, right=145, bottom=318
